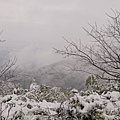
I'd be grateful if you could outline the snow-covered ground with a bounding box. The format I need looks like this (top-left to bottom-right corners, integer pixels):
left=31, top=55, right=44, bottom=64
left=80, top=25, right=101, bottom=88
left=0, top=82, right=120, bottom=120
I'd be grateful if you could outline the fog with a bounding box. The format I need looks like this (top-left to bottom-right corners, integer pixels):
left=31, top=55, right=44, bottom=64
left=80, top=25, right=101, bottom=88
left=0, top=0, right=120, bottom=68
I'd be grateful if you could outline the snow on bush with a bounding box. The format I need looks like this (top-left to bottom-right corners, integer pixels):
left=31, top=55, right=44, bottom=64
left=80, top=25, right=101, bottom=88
left=0, top=81, right=15, bottom=96
left=57, top=91, right=120, bottom=119
left=0, top=80, right=120, bottom=120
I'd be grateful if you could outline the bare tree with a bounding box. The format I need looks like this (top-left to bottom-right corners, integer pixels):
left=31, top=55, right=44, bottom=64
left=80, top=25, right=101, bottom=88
left=0, top=30, right=17, bottom=118
left=55, top=11, right=120, bottom=81
left=0, top=30, right=17, bottom=81
left=0, top=30, right=17, bottom=96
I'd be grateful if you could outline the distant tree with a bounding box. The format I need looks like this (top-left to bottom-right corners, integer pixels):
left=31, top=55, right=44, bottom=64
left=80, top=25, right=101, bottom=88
left=55, top=10, right=120, bottom=81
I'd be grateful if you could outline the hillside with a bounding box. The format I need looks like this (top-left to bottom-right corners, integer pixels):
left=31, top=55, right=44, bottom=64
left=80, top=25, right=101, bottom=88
left=12, top=60, right=87, bottom=91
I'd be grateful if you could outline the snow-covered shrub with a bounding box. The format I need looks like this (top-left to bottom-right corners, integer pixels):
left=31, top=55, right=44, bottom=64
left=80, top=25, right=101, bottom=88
left=56, top=91, right=120, bottom=120
left=27, top=82, right=66, bottom=102
left=0, top=81, right=15, bottom=96
left=85, top=75, right=120, bottom=95
left=0, top=86, right=60, bottom=119
left=1, top=80, right=120, bottom=120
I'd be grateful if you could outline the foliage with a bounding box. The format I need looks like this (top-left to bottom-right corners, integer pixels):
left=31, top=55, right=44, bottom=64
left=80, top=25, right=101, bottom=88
left=28, top=82, right=66, bottom=102
left=0, top=82, right=14, bottom=97
left=0, top=81, right=120, bottom=120
left=85, top=75, right=120, bottom=94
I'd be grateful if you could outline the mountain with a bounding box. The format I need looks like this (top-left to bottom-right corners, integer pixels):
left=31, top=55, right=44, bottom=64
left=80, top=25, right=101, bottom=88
left=11, top=60, right=87, bottom=91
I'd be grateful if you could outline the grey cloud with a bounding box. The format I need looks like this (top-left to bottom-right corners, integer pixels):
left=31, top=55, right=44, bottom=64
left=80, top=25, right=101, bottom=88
left=10, top=45, right=62, bottom=69
left=0, top=0, right=120, bottom=68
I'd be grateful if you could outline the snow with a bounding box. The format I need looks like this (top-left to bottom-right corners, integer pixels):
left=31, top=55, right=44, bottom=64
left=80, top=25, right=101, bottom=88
left=1, top=82, right=120, bottom=119
left=70, top=88, right=78, bottom=93
left=1, top=93, right=60, bottom=119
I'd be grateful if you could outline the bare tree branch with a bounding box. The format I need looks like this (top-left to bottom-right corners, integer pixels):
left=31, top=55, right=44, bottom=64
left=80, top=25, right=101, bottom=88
left=54, top=11, right=120, bottom=81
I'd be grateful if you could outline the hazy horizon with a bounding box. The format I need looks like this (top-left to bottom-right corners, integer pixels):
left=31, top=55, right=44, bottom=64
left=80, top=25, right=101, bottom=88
left=0, top=0, right=120, bottom=68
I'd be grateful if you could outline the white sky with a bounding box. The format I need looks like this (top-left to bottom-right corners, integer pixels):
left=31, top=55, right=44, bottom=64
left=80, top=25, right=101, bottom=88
left=0, top=0, right=120, bottom=68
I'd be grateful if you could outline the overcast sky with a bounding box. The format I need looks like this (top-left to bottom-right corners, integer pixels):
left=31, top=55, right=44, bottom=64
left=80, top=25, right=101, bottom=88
left=0, top=0, right=120, bottom=68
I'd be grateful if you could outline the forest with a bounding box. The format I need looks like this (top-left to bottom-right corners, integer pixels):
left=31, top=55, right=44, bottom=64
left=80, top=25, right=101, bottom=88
left=0, top=11, right=120, bottom=120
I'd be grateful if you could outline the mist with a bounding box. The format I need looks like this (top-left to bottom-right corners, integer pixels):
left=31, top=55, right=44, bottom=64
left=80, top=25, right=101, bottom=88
left=10, top=46, right=62, bottom=70
left=0, top=0, right=120, bottom=69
